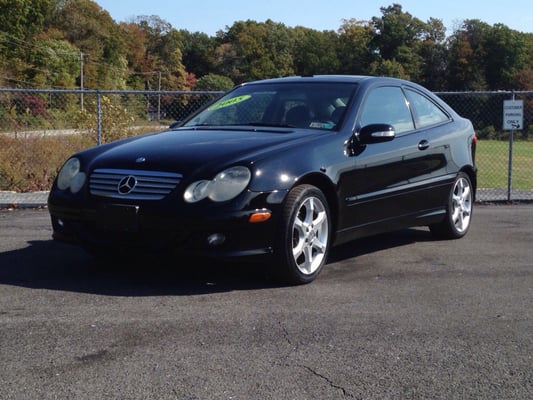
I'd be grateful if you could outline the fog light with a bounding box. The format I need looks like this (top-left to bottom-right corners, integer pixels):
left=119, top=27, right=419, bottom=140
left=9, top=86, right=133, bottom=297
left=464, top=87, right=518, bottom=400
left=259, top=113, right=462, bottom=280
left=206, top=233, right=226, bottom=246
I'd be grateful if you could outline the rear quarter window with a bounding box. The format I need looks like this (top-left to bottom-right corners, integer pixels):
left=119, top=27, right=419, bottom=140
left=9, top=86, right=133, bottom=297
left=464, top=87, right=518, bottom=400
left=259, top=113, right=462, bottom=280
left=405, top=89, right=451, bottom=129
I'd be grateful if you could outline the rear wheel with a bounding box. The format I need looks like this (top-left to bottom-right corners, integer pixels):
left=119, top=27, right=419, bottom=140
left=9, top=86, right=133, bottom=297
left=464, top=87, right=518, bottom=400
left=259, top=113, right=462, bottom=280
left=430, top=172, right=473, bottom=239
left=273, top=185, right=331, bottom=285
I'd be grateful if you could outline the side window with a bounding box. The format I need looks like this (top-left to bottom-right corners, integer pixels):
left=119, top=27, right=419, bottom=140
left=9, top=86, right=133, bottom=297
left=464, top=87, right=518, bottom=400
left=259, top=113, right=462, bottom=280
left=405, top=89, right=450, bottom=128
left=359, top=86, right=414, bottom=134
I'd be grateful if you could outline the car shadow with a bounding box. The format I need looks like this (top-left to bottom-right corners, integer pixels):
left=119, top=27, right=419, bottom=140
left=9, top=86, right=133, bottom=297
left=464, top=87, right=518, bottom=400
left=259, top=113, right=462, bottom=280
left=0, top=240, right=274, bottom=296
left=0, top=228, right=433, bottom=296
left=327, top=227, right=433, bottom=263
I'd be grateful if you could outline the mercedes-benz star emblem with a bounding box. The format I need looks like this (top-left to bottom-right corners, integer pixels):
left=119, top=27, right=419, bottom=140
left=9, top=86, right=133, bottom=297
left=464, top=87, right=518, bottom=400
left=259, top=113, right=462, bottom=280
left=118, top=175, right=137, bottom=195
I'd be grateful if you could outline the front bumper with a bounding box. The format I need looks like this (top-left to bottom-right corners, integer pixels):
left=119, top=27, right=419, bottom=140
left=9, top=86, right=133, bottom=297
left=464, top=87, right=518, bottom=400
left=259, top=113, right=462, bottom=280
left=48, top=190, right=286, bottom=259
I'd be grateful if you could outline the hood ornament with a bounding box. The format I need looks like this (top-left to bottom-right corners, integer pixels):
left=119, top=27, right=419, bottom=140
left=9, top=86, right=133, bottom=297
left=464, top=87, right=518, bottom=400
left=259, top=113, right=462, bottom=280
left=135, top=156, right=146, bottom=163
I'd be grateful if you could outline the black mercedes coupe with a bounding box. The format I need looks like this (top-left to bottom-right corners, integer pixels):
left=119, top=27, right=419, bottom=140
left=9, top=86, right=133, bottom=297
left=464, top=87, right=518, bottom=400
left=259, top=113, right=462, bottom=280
left=48, top=75, right=477, bottom=284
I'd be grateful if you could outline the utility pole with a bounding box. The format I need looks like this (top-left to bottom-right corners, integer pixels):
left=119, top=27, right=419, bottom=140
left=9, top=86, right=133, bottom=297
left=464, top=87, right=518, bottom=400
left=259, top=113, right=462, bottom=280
left=134, top=71, right=165, bottom=121
left=157, top=71, right=162, bottom=121
left=80, top=52, right=85, bottom=110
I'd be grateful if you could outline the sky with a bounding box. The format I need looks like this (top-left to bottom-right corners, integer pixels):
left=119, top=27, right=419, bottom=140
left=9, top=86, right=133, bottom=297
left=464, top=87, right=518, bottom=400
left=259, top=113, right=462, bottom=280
left=95, top=0, right=533, bottom=36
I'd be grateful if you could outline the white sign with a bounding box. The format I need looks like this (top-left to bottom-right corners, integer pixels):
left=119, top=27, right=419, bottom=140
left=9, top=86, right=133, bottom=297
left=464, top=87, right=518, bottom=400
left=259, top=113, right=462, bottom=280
left=503, top=100, right=523, bottom=130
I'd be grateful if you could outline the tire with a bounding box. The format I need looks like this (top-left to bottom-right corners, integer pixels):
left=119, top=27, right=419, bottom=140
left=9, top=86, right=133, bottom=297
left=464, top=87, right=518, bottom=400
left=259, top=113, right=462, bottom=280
left=430, top=172, right=473, bottom=239
left=273, top=184, right=331, bottom=285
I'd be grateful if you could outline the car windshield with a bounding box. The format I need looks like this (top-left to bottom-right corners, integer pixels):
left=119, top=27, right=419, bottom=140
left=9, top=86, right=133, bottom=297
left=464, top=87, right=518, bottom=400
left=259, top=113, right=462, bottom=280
left=183, top=81, right=358, bottom=131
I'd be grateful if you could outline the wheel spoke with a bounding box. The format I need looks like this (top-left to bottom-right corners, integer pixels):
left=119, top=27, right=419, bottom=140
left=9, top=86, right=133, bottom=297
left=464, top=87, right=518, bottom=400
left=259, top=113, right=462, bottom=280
left=311, top=236, right=327, bottom=253
left=313, top=209, right=327, bottom=228
left=461, top=185, right=471, bottom=201
left=301, top=245, right=314, bottom=273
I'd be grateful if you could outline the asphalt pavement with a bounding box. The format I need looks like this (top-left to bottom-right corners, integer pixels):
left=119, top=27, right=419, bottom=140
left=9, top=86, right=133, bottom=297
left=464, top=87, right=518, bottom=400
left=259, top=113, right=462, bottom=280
left=0, top=205, right=532, bottom=399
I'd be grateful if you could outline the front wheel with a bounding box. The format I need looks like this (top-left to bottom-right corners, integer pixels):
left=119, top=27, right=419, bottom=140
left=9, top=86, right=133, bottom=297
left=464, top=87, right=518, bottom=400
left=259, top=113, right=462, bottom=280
left=273, top=185, right=331, bottom=285
left=430, top=172, right=473, bottom=239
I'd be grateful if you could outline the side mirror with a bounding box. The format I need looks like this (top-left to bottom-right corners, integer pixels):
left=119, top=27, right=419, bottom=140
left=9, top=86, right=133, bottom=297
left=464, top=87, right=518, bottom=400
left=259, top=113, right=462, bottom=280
left=169, top=120, right=182, bottom=129
left=356, top=124, right=395, bottom=144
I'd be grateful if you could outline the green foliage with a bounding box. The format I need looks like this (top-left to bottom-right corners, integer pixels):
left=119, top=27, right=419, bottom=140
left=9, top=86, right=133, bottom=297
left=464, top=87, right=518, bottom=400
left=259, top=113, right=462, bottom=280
left=478, top=125, right=500, bottom=140
left=292, top=27, right=341, bottom=75
left=0, top=0, right=51, bottom=42
left=195, top=74, right=234, bottom=91
left=336, top=19, right=375, bottom=75
left=1, top=1, right=532, bottom=92
left=180, top=30, right=217, bottom=78
left=218, top=19, right=295, bottom=82
left=370, top=4, right=427, bottom=81
left=73, top=95, right=135, bottom=144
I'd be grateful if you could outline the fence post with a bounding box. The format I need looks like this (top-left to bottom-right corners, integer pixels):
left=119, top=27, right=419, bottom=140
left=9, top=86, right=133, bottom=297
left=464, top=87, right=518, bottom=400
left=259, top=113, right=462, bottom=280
left=96, top=91, right=102, bottom=146
left=507, top=91, right=515, bottom=202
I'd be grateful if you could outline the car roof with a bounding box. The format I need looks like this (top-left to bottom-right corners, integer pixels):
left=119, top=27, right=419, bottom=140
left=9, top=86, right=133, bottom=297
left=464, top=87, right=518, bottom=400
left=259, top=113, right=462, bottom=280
left=241, top=75, right=405, bottom=86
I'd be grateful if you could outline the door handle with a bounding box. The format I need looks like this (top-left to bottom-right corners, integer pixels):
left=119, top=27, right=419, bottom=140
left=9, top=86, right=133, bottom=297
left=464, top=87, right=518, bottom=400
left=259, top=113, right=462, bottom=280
left=418, top=140, right=430, bottom=150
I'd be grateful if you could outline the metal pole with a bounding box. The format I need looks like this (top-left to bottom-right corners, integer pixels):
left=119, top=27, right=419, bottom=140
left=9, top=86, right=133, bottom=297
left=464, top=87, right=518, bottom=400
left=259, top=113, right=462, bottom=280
left=80, top=52, right=85, bottom=111
left=157, top=71, right=161, bottom=121
left=507, top=91, right=515, bottom=201
left=96, top=91, right=102, bottom=145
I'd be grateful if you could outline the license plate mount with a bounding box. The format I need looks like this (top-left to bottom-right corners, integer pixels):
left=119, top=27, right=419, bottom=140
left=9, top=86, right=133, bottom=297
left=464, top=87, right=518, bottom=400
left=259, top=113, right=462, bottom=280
left=98, top=204, right=139, bottom=232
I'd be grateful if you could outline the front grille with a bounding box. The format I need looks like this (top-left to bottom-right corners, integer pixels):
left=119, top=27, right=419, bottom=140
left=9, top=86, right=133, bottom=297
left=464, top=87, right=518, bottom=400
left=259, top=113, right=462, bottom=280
left=89, top=168, right=182, bottom=200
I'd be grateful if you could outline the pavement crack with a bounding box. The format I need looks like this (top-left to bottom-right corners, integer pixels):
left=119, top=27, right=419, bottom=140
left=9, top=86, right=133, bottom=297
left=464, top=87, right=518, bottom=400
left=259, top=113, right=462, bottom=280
left=279, top=321, right=293, bottom=347
left=302, top=365, right=355, bottom=398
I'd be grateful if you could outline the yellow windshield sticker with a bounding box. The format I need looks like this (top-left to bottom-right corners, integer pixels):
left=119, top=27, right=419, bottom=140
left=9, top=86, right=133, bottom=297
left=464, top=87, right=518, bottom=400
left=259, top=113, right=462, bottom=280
left=209, top=95, right=251, bottom=110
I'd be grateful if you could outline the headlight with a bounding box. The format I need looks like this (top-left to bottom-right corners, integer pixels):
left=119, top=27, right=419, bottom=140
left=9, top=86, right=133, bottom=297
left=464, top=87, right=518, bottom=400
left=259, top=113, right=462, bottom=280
left=184, top=166, right=251, bottom=203
left=56, top=157, right=86, bottom=194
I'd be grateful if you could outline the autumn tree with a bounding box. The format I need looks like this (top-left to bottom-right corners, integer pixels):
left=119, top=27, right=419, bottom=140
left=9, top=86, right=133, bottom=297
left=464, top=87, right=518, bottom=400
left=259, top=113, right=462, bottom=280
left=447, top=19, right=491, bottom=90
left=134, top=15, right=189, bottom=91
left=48, top=0, right=128, bottom=89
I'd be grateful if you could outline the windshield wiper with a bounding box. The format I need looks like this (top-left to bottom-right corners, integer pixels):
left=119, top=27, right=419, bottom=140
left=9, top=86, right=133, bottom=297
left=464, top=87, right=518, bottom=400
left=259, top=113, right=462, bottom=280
left=242, top=122, right=294, bottom=128
left=184, top=122, right=294, bottom=129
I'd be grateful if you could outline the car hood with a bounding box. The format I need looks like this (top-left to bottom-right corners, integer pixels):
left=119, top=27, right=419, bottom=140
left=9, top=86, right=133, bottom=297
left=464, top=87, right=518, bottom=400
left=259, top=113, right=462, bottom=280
left=87, top=127, right=318, bottom=177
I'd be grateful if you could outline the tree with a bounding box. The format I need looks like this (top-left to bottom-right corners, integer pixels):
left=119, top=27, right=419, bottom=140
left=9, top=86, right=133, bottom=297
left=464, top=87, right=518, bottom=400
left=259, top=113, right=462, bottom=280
left=195, top=74, right=234, bottom=91
left=135, top=16, right=189, bottom=90
left=49, top=0, right=128, bottom=89
left=484, top=24, right=528, bottom=89
left=0, top=0, right=53, bottom=85
left=0, top=0, right=52, bottom=43
left=337, top=19, right=375, bottom=75
left=180, top=30, right=218, bottom=79
left=418, top=18, right=448, bottom=89
left=370, top=3, right=426, bottom=80
left=28, top=33, right=80, bottom=88
left=447, top=19, right=491, bottom=90
left=119, top=22, right=150, bottom=89
left=217, top=20, right=294, bottom=82
left=292, top=27, right=340, bottom=75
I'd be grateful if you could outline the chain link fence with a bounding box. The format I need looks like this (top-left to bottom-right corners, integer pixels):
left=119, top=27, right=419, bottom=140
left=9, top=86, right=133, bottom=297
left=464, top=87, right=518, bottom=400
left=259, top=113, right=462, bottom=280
left=1, top=88, right=532, bottom=202
left=436, top=90, right=533, bottom=201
